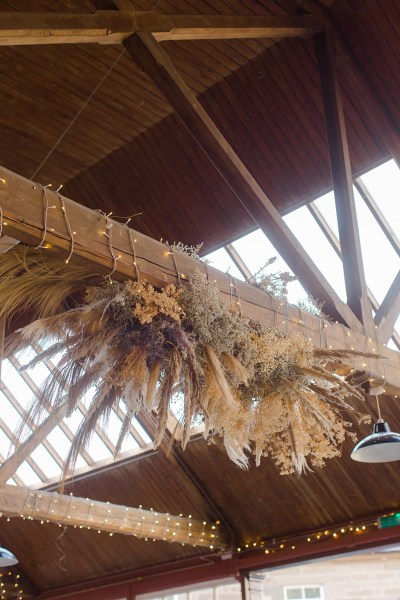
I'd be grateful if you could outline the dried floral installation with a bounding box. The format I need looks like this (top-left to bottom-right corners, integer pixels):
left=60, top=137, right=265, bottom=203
left=1, top=246, right=372, bottom=479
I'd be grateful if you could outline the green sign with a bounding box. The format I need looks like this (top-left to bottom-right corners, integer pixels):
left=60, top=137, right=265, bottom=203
left=378, top=514, right=400, bottom=529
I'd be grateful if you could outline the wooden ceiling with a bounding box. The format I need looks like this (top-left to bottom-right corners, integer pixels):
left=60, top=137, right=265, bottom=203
left=1, top=0, right=398, bottom=250
left=2, top=392, right=400, bottom=594
left=1, top=0, right=400, bottom=597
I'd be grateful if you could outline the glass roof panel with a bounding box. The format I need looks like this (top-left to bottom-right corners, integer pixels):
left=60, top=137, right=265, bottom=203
left=354, top=187, right=399, bottom=304
left=360, top=159, right=400, bottom=237
left=231, top=229, right=309, bottom=305
left=284, top=206, right=347, bottom=302
left=204, top=247, right=244, bottom=280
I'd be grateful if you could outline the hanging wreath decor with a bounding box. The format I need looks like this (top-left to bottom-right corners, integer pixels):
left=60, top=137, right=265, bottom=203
left=1, top=246, right=371, bottom=479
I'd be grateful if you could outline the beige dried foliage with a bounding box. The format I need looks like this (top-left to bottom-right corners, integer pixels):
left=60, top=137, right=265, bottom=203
left=0, top=249, right=372, bottom=478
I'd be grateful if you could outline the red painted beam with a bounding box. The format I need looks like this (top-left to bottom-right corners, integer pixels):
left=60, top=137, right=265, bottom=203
left=36, top=525, right=400, bottom=600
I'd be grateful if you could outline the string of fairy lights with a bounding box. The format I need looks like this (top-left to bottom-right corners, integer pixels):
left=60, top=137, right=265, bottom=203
left=0, top=174, right=392, bottom=382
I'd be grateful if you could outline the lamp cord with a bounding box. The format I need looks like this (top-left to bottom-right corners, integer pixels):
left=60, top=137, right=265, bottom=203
left=376, top=395, right=383, bottom=422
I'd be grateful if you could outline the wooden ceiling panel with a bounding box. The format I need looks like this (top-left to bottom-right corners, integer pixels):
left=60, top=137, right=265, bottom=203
left=2, top=393, right=400, bottom=591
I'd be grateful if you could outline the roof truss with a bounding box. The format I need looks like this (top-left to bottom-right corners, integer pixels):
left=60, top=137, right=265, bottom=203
left=0, top=11, right=321, bottom=46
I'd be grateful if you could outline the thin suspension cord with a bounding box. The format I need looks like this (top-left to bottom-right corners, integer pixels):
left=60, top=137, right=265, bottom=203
left=31, top=48, right=125, bottom=181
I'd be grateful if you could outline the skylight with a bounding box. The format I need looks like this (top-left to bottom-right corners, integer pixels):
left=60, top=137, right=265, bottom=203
left=204, top=158, right=400, bottom=346
left=0, top=344, right=153, bottom=488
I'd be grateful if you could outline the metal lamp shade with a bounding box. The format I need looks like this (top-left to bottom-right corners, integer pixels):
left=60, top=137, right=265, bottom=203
left=0, top=547, right=18, bottom=567
left=351, top=420, right=400, bottom=463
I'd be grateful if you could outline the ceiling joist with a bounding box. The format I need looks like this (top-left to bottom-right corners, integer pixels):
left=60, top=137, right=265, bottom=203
left=0, top=11, right=321, bottom=46
left=0, top=484, right=227, bottom=548
left=0, top=165, right=399, bottom=392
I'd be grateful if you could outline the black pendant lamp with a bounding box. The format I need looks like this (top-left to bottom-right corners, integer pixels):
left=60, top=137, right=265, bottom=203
left=351, top=385, right=400, bottom=463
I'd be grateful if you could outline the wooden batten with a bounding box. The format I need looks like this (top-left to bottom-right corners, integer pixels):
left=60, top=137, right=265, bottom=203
left=0, top=484, right=227, bottom=549
left=0, top=165, right=399, bottom=393
left=0, top=11, right=321, bottom=46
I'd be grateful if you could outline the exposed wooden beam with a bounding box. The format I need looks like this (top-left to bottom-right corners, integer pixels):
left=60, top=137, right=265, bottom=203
left=374, top=271, right=400, bottom=345
left=0, top=11, right=321, bottom=46
left=355, top=179, right=400, bottom=257
left=0, top=484, right=228, bottom=548
left=123, top=32, right=361, bottom=331
left=225, top=243, right=253, bottom=281
left=1, top=165, right=399, bottom=391
left=0, top=403, right=68, bottom=484
left=35, top=523, right=400, bottom=600
left=314, top=29, right=374, bottom=336
left=297, top=0, right=400, bottom=169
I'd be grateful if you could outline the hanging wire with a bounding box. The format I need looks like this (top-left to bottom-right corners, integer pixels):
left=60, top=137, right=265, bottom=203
left=31, top=48, right=125, bottom=181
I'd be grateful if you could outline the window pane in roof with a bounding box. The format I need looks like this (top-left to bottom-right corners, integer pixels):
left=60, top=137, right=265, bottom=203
left=47, top=426, right=73, bottom=461
left=24, top=361, right=52, bottom=389
left=313, top=190, right=339, bottom=238
left=0, top=426, right=13, bottom=459
left=86, top=432, right=113, bottom=461
left=120, top=433, right=141, bottom=453
left=231, top=229, right=308, bottom=305
left=360, top=159, right=400, bottom=238
left=354, top=188, right=399, bottom=304
left=284, top=207, right=347, bottom=302
left=132, top=418, right=152, bottom=445
left=31, top=444, right=62, bottom=480
left=0, top=391, right=24, bottom=432
left=2, top=359, right=35, bottom=408
left=203, top=248, right=244, bottom=280
left=15, top=461, right=42, bottom=486
left=63, top=409, right=85, bottom=434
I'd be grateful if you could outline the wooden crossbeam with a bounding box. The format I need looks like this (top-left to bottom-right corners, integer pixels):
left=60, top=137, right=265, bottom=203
left=0, top=165, right=399, bottom=392
left=314, top=30, right=374, bottom=336
left=0, top=484, right=227, bottom=548
left=0, top=11, right=321, bottom=46
left=374, top=271, right=400, bottom=345
left=123, top=32, right=362, bottom=331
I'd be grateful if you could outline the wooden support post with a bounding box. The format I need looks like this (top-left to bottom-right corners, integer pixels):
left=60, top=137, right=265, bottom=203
left=123, top=32, right=361, bottom=331
left=0, top=165, right=399, bottom=392
left=0, top=484, right=227, bottom=549
left=314, top=29, right=374, bottom=336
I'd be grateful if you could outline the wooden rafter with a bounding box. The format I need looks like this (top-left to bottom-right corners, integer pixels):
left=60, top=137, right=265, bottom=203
left=123, top=32, right=362, bottom=331
left=297, top=0, right=400, bottom=169
left=0, top=484, right=228, bottom=548
left=0, top=165, right=399, bottom=392
left=374, top=271, right=400, bottom=345
left=314, top=29, right=374, bottom=336
left=0, top=403, right=68, bottom=484
left=0, top=11, right=321, bottom=46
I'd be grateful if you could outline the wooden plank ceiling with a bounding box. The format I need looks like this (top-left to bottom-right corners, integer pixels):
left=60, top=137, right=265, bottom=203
left=1, top=391, right=400, bottom=592
left=0, top=0, right=398, bottom=250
